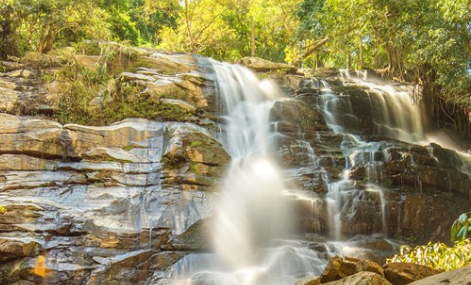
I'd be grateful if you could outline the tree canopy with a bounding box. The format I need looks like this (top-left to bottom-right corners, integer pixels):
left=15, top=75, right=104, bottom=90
left=1, top=0, right=470, bottom=135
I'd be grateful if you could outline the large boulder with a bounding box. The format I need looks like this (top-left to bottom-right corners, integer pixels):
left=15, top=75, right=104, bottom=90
left=320, top=256, right=360, bottom=283
left=383, top=262, right=442, bottom=285
left=408, top=265, right=471, bottom=285
left=0, top=239, right=39, bottom=262
left=162, top=123, right=230, bottom=191
left=323, top=271, right=392, bottom=285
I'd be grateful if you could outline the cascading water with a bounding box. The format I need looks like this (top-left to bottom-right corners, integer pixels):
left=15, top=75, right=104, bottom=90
left=163, top=64, right=470, bottom=285
left=311, top=72, right=427, bottom=239
left=167, top=62, right=328, bottom=285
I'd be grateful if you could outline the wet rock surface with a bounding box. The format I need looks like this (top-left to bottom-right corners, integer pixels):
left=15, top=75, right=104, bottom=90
left=272, top=75, right=471, bottom=245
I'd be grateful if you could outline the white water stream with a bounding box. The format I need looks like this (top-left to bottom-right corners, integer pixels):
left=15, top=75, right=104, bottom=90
left=167, top=62, right=329, bottom=285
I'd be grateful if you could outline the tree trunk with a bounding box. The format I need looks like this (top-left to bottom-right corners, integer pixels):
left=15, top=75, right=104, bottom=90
left=346, top=53, right=351, bottom=70
left=295, top=37, right=329, bottom=66
left=385, top=45, right=404, bottom=79
left=375, top=41, right=381, bottom=69
left=419, top=64, right=439, bottom=132
left=39, top=27, right=55, bottom=54
left=358, top=39, right=363, bottom=70
left=374, top=31, right=381, bottom=69
left=251, top=17, right=255, bottom=57
left=184, top=0, right=197, bottom=53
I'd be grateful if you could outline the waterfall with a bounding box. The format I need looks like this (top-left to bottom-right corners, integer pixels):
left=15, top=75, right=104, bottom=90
left=167, top=62, right=327, bottom=285
left=210, top=61, right=291, bottom=279
left=165, top=66, right=435, bottom=285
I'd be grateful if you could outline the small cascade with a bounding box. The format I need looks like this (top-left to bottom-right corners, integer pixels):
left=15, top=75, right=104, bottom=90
left=338, top=70, right=424, bottom=143
left=305, top=72, right=423, bottom=240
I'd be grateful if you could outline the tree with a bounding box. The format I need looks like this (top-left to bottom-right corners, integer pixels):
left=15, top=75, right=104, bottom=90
left=295, top=0, right=471, bottom=135
left=0, top=2, right=17, bottom=59
left=3, top=0, right=109, bottom=54
left=158, top=0, right=236, bottom=58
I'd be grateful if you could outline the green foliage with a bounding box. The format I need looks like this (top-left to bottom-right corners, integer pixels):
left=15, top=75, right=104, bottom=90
left=51, top=43, right=196, bottom=126
left=158, top=0, right=301, bottom=62
left=0, top=205, right=6, bottom=214
left=190, top=141, right=203, bottom=147
left=388, top=239, right=471, bottom=271
left=53, top=74, right=195, bottom=126
left=451, top=212, right=471, bottom=242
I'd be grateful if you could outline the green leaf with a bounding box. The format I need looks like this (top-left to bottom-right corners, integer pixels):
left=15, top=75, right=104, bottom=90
left=459, top=213, right=468, bottom=224
left=457, top=226, right=468, bottom=240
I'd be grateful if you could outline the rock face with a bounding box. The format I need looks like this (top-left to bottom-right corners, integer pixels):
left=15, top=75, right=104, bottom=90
left=0, top=50, right=470, bottom=285
left=273, top=76, right=471, bottom=244
left=408, top=265, right=471, bottom=285
left=323, top=271, right=392, bottom=285
left=382, top=263, right=442, bottom=285
left=0, top=50, right=228, bottom=284
left=0, top=115, right=227, bottom=284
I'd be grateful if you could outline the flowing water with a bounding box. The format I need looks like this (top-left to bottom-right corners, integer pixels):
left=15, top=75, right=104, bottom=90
left=306, top=74, right=424, bottom=240
left=167, top=61, right=332, bottom=285
left=165, top=64, right=467, bottom=284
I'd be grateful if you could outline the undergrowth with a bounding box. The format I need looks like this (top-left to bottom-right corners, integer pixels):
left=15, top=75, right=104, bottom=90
left=387, top=239, right=471, bottom=271
left=51, top=41, right=194, bottom=125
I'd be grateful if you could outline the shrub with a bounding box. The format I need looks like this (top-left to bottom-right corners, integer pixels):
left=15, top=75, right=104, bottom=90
left=387, top=239, right=471, bottom=271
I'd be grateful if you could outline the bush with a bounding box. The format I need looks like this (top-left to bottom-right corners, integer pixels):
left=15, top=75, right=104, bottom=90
left=387, top=239, right=471, bottom=271
left=451, top=212, right=471, bottom=242
left=51, top=43, right=195, bottom=126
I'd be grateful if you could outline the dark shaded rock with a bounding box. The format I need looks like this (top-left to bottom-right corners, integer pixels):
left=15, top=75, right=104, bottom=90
left=383, top=262, right=442, bottom=285
left=345, top=236, right=398, bottom=266
left=399, top=193, right=468, bottom=243
left=170, top=220, right=211, bottom=251
left=270, top=99, right=328, bottom=134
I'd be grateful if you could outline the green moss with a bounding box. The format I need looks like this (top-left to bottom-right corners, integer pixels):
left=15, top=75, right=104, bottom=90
left=123, top=145, right=134, bottom=151
left=188, top=162, right=199, bottom=175
left=190, top=141, right=203, bottom=147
